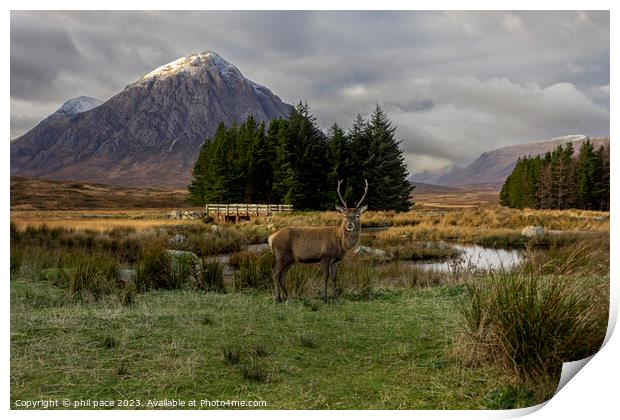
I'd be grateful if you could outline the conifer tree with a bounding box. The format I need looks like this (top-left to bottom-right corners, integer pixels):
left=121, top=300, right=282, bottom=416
left=347, top=114, right=372, bottom=206
left=283, top=102, right=331, bottom=210
left=500, top=139, right=609, bottom=211
left=189, top=103, right=417, bottom=212
left=326, top=124, right=352, bottom=205
left=576, top=139, right=597, bottom=209
left=245, top=122, right=273, bottom=203
left=363, top=105, right=413, bottom=211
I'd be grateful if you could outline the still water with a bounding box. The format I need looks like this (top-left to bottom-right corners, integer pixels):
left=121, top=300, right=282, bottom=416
left=212, top=242, right=523, bottom=276
left=413, top=244, right=524, bottom=273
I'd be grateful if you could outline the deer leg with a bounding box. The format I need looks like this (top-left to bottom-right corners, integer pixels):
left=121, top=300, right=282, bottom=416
left=272, top=260, right=283, bottom=302
left=321, top=259, right=330, bottom=303
left=330, top=261, right=338, bottom=300
left=278, top=260, right=293, bottom=302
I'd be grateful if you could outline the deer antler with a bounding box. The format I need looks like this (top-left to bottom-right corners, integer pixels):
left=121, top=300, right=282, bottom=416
left=337, top=179, right=348, bottom=208
left=356, top=179, right=369, bottom=208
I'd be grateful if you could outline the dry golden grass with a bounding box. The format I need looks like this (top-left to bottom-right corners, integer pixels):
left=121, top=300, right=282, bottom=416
left=10, top=209, right=204, bottom=232
left=273, top=205, right=609, bottom=230
left=12, top=203, right=609, bottom=239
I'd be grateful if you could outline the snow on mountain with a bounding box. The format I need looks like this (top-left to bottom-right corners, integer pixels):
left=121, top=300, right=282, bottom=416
left=53, top=96, right=103, bottom=119
left=136, top=51, right=242, bottom=84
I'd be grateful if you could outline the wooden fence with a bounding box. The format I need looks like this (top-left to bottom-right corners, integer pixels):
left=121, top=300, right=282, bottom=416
left=205, top=203, right=293, bottom=222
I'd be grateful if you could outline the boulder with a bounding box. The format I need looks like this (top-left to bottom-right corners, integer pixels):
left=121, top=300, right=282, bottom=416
left=353, top=246, right=388, bottom=258
left=522, top=226, right=545, bottom=239
left=118, top=268, right=137, bottom=286
left=166, top=249, right=203, bottom=286
left=353, top=246, right=373, bottom=255
left=170, top=233, right=187, bottom=244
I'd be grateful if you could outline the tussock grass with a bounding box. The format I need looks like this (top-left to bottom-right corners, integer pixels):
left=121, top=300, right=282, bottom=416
left=222, top=345, right=241, bottom=366
left=135, top=242, right=202, bottom=291
left=171, top=224, right=248, bottom=255
left=12, top=222, right=144, bottom=262
left=238, top=361, right=270, bottom=383
left=63, top=251, right=119, bottom=301
left=248, top=343, right=268, bottom=357
left=135, top=242, right=174, bottom=291
left=338, top=260, right=376, bottom=299
left=455, top=237, right=609, bottom=398
left=286, top=264, right=321, bottom=299
left=232, top=251, right=274, bottom=291
left=522, top=233, right=609, bottom=276
left=102, top=335, right=120, bottom=349
left=299, top=332, right=317, bottom=348
left=200, top=260, right=226, bottom=292
left=200, top=314, right=215, bottom=326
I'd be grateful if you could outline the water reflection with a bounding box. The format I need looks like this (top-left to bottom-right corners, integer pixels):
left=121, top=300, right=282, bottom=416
left=211, top=241, right=523, bottom=276
left=413, top=244, right=524, bottom=272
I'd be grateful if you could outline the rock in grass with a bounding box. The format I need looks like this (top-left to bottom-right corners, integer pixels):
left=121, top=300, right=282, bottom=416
left=118, top=268, right=137, bottom=286
left=521, top=226, right=544, bottom=239
left=353, top=246, right=372, bottom=255
left=353, top=246, right=388, bottom=258
left=166, top=249, right=203, bottom=286
left=170, top=233, right=187, bottom=244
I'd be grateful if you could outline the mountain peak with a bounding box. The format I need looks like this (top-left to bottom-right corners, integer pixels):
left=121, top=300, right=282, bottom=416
left=136, top=51, right=241, bottom=84
left=55, top=96, right=102, bottom=118
left=12, top=51, right=293, bottom=188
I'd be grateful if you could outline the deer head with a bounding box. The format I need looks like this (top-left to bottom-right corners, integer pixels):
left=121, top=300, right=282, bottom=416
left=335, top=179, right=368, bottom=232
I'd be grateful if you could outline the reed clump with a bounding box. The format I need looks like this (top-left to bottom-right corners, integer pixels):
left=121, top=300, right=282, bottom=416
left=455, top=237, right=609, bottom=397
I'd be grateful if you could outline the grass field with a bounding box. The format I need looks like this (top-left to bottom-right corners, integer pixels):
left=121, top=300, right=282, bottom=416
left=11, top=281, right=529, bottom=409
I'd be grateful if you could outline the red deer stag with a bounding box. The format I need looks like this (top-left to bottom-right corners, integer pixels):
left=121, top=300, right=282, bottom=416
left=268, top=179, right=368, bottom=302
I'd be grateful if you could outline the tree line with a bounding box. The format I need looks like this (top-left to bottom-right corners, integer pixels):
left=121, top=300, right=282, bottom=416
left=188, top=103, right=413, bottom=211
left=499, top=138, right=610, bottom=211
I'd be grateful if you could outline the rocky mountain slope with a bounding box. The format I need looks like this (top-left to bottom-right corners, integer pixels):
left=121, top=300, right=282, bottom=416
left=11, top=51, right=292, bottom=188
left=412, top=135, right=609, bottom=188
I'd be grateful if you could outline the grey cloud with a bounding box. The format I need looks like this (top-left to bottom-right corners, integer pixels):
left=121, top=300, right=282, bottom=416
left=10, top=10, right=609, bottom=172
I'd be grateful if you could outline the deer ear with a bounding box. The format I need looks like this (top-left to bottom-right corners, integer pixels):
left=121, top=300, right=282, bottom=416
left=335, top=205, right=347, bottom=214
left=357, top=205, right=368, bottom=214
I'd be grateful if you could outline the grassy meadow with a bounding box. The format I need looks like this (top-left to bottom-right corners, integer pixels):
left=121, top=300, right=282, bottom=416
left=10, top=192, right=610, bottom=409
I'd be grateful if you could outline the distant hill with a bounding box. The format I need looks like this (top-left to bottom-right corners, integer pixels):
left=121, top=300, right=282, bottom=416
left=11, top=51, right=292, bottom=188
left=412, top=135, right=610, bottom=189
left=411, top=182, right=462, bottom=195
left=411, top=164, right=463, bottom=185
left=10, top=176, right=191, bottom=210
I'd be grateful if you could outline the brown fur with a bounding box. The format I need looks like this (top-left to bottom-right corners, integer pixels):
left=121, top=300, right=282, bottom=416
left=268, top=206, right=366, bottom=302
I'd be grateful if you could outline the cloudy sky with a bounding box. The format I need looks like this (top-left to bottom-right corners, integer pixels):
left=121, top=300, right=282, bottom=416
left=10, top=10, right=609, bottom=173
